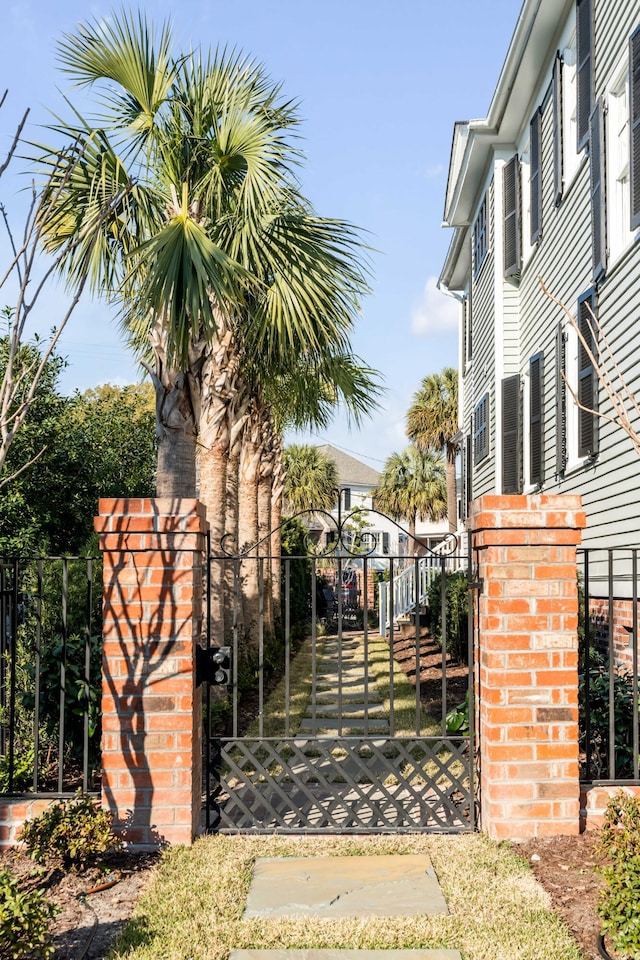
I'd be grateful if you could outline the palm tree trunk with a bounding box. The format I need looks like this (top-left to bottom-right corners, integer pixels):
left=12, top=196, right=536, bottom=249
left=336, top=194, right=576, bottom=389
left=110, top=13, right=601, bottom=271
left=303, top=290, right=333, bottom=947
left=145, top=330, right=199, bottom=498
left=257, top=415, right=275, bottom=634
left=238, top=412, right=262, bottom=645
left=197, top=321, right=243, bottom=641
left=271, top=434, right=285, bottom=625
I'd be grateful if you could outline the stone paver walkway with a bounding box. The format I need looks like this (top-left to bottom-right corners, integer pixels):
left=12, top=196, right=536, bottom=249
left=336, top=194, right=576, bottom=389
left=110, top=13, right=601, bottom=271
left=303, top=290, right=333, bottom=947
left=298, top=634, right=389, bottom=736
left=244, top=854, right=449, bottom=919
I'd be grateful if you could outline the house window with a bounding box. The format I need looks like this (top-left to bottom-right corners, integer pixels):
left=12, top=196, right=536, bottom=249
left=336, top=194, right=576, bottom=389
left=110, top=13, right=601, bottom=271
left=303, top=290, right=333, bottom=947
left=556, top=323, right=567, bottom=478
left=503, top=156, right=521, bottom=277
left=530, top=109, right=543, bottom=244
left=606, top=59, right=636, bottom=263
left=473, top=393, right=489, bottom=465
left=382, top=532, right=390, bottom=555
left=472, top=194, right=488, bottom=278
left=576, top=0, right=594, bottom=151
left=630, top=24, right=640, bottom=229
left=342, top=488, right=351, bottom=510
left=553, top=52, right=564, bottom=204
left=529, top=353, right=544, bottom=487
left=577, top=289, right=598, bottom=458
left=590, top=98, right=607, bottom=279
left=501, top=375, right=521, bottom=494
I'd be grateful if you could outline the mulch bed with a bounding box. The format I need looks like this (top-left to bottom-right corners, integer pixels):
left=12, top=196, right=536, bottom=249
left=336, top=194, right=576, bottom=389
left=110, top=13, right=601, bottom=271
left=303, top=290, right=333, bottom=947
left=0, top=847, right=158, bottom=960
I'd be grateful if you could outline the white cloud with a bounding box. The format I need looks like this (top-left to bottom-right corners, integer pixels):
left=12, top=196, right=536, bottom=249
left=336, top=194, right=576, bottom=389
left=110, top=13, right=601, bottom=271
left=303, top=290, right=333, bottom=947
left=411, top=277, right=458, bottom=336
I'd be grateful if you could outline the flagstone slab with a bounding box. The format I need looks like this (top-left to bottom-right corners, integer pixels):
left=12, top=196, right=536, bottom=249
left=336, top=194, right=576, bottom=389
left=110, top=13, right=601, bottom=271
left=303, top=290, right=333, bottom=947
left=244, top=855, right=448, bottom=918
left=231, top=952, right=461, bottom=960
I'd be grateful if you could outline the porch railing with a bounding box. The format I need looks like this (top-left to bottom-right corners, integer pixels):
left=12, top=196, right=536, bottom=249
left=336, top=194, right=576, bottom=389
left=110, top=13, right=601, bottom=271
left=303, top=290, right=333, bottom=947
left=0, top=557, right=101, bottom=797
left=379, top=539, right=468, bottom=637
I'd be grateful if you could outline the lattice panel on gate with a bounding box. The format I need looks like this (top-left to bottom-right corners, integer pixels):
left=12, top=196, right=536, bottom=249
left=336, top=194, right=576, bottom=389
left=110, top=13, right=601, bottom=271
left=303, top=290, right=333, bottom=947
left=208, top=737, right=473, bottom=833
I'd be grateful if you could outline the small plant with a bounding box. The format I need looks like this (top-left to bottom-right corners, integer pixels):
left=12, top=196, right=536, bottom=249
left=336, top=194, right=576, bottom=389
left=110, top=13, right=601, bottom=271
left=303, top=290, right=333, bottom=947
left=20, top=794, right=121, bottom=869
left=0, top=869, right=58, bottom=959
left=596, top=792, right=640, bottom=958
left=445, top=690, right=469, bottom=734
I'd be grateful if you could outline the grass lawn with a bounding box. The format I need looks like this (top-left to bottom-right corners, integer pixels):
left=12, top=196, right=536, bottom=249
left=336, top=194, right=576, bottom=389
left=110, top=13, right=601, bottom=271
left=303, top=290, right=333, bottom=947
left=109, top=834, right=583, bottom=960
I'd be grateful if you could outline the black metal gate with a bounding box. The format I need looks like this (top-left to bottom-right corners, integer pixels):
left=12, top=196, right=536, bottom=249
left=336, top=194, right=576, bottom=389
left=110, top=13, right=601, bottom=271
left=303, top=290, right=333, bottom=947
left=202, top=509, right=476, bottom=834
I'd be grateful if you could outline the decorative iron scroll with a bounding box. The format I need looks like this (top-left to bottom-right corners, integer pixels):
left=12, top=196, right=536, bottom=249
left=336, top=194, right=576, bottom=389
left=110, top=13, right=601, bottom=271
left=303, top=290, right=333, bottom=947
left=216, top=504, right=458, bottom=559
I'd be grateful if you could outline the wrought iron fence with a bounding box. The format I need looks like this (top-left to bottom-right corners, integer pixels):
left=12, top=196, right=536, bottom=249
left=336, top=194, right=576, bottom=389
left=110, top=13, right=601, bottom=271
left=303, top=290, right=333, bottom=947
left=0, top=556, right=102, bottom=796
left=578, top=547, right=640, bottom=783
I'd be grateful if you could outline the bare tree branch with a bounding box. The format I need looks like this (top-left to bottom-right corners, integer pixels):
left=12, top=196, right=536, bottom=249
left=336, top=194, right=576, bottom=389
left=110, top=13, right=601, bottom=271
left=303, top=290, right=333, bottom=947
left=540, top=276, right=640, bottom=458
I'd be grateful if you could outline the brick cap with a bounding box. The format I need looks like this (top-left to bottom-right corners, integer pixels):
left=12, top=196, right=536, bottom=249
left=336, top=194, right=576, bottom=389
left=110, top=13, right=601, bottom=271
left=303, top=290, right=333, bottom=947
left=98, top=498, right=207, bottom=519
left=470, top=493, right=586, bottom=535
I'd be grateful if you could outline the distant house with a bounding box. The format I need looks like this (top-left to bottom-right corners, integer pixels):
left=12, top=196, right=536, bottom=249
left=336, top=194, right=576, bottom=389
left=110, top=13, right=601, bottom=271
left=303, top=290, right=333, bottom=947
left=439, top=0, right=640, bottom=550
left=315, top=443, right=448, bottom=556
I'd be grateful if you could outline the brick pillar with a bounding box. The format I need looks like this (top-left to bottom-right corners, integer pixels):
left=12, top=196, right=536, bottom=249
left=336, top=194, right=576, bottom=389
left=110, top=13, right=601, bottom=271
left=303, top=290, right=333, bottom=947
left=470, top=494, right=586, bottom=839
left=94, top=498, right=207, bottom=847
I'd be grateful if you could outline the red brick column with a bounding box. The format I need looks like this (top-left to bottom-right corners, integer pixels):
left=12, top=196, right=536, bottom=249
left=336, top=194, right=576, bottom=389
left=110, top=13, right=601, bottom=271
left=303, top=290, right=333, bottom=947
left=94, top=498, right=207, bottom=847
left=470, top=494, right=586, bottom=839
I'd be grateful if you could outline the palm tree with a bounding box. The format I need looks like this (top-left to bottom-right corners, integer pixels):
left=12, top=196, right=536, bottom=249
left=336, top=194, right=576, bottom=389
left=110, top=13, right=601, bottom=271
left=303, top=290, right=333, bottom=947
left=406, top=367, right=460, bottom=533
left=37, top=12, right=368, bottom=504
left=375, top=446, right=446, bottom=549
left=282, top=445, right=338, bottom=514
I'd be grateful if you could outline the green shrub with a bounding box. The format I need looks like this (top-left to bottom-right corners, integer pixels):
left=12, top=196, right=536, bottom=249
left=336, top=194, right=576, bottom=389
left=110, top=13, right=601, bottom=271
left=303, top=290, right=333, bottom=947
left=597, top=792, right=640, bottom=957
left=20, top=795, right=120, bottom=869
left=579, top=664, right=638, bottom=779
left=427, top=569, right=469, bottom=664
left=0, top=869, right=58, bottom=959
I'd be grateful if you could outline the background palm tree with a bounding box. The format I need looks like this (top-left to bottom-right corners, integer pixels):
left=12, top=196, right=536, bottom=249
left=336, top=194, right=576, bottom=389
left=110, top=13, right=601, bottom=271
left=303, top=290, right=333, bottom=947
left=282, top=445, right=338, bottom=514
left=406, top=367, right=459, bottom=533
left=374, top=446, right=446, bottom=550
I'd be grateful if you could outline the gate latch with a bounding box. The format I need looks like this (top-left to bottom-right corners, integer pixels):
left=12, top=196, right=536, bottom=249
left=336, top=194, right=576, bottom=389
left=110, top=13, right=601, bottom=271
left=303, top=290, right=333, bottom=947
left=196, top=645, right=231, bottom=686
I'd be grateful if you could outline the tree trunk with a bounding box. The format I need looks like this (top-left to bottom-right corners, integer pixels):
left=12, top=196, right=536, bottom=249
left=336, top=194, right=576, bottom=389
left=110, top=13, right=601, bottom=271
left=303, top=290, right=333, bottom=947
left=146, top=328, right=200, bottom=499
left=257, top=415, right=275, bottom=635
left=271, top=435, right=285, bottom=628
left=238, top=412, right=262, bottom=644
left=197, top=320, right=243, bottom=642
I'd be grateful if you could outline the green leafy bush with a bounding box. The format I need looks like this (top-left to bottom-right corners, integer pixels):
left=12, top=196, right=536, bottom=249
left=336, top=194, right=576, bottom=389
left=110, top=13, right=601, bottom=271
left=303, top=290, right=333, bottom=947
left=579, top=664, right=638, bottom=779
left=597, top=792, right=640, bottom=957
left=0, top=869, right=58, bottom=959
left=20, top=795, right=120, bottom=869
left=427, top=569, right=469, bottom=664
left=445, top=690, right=469, bottom=734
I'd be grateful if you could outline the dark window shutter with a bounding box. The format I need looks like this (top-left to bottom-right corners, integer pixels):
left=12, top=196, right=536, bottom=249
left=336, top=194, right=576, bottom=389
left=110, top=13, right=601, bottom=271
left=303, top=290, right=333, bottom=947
left=465, top=434, right=472, bottom=513
left=467, top=282, right=473, bottom=362
left=473, top=394, right=489, bottom=465
left=553, top=51, right=564, bottom=205
left=472, top=195, right=488, bottom=277
left=343, top=488, right=351, bottom=510
left=501, top=375, right=521, bottom=494
left=462, top=297, right=467, bottom=368
left=503, top=156, right=521, bottom=277
left=578, top=289, right=598, bottom=457
left=382, top=532, right=390, bottom=554
left=529, top=353, right=544, bottom=487
left=631, top=25, right=640, bottom=230
left=576, top=0, right=593, bottom=151
left=530, top=109, right=543, bottom=244
left=590, top=99, right=607, bottom=280
left=556, top=322, right=567, bottom=477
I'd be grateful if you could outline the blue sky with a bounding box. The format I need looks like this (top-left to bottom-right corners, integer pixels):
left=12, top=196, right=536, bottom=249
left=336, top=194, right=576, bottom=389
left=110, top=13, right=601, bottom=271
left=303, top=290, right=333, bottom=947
left=2, top=0, right=519, bottom=467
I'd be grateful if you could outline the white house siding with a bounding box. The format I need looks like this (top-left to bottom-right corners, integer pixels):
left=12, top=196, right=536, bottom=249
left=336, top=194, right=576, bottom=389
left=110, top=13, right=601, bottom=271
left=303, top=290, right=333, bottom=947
left=443, top=0, right=640, bottom=555
left=466, top=179, right=497, bottom=499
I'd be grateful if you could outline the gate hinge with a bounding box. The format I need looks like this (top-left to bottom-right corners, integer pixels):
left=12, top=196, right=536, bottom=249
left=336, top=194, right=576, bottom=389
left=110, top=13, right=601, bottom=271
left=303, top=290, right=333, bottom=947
left=467, top=579, right=483, bottom=593
left=196, top=645, right=231, bottom=686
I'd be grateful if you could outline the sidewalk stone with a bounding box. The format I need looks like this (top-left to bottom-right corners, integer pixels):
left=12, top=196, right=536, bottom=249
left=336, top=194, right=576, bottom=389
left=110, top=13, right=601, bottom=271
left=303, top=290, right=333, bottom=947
left=244, top=855, right=449, bottom=918
left=231, top=953, right=462, bottom=959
